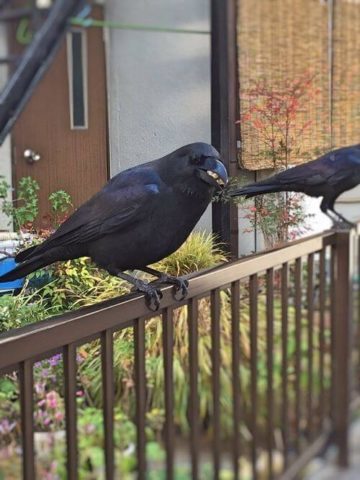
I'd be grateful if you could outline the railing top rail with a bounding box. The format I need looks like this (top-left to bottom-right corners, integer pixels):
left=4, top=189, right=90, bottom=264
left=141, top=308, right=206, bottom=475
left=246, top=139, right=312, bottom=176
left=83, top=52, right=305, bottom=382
left=0, top=229, right=337, bottom=371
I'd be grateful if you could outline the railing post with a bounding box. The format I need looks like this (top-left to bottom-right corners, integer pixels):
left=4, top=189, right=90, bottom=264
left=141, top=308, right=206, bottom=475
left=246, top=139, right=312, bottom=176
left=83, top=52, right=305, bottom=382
left=332, top=230, right=353, bottom=467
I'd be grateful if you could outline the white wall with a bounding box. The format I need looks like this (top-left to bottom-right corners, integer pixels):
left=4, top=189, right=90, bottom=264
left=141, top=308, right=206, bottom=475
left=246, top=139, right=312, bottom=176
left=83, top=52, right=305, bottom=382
left=105, top=0, right=212, bottom=230
left=0, top=24, right=12, bottom=231
left=335, top=185, right=360, bottom=225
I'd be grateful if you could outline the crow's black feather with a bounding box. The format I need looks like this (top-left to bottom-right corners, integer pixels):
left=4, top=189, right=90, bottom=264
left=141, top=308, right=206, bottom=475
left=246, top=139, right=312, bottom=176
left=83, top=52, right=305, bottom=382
left=230, top=144, right=360, bottom=226
left=0, top=143, right=228, bottom=309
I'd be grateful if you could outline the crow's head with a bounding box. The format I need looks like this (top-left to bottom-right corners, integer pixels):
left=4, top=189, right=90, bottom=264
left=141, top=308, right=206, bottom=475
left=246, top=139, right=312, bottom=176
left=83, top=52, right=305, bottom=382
left=165, top=143, right=228, bottom=196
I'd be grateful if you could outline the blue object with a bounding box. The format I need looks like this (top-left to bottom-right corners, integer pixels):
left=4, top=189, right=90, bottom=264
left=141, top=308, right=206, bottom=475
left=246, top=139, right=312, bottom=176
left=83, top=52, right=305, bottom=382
left=0, top=258, right=24, bottom=292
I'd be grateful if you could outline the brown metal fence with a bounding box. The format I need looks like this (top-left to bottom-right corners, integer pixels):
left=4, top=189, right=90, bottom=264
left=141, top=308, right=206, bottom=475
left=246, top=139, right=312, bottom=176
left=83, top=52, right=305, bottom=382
left=0, top=228, right=358, bottom=479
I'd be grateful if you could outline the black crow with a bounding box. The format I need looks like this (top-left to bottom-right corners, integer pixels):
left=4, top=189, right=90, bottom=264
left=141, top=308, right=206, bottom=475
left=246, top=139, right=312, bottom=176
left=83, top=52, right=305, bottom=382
left=0, top=143, right=228, bottom=310
left=230, top=144, right=360, bottom=227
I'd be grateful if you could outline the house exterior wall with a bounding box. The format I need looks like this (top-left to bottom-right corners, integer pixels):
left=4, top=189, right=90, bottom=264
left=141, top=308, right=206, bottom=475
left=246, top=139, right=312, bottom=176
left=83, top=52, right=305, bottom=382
left=0, top=24, right=12, bottom=231
left=105, top=0, right=212, bottom=231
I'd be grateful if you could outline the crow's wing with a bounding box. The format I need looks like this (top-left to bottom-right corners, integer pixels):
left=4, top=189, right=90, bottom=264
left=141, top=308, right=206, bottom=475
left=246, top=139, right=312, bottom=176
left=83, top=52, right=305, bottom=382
left=23, top=171, right=162, bottom=259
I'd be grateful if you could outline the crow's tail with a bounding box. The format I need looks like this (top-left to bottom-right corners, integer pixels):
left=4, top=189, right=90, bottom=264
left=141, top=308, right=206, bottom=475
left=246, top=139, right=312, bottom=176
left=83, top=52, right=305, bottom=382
left=230, top=182, right=284, bottom=199
left=0, top=255, right=48, bottom=282
left=15, top=244, right=38, bottom=263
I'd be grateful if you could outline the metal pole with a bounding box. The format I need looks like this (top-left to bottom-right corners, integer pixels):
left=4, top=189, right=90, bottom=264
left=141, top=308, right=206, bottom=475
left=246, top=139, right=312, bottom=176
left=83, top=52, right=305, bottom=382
left=0, top=0, right=84, bottom=144
left=211, top=0, right=239, bottom=257
left=328, top=0, right=335, bottom=148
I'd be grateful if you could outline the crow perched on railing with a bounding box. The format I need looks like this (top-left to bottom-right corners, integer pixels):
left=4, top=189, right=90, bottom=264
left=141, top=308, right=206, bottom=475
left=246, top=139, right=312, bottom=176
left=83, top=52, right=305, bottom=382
left=0, top=143, right=228, bottom=310
left=229, top=144, right=360, bottom=227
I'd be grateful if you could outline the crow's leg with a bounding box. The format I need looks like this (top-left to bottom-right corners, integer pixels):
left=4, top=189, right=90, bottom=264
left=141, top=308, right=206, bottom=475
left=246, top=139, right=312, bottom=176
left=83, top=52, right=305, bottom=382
left=324, top=210, right=341, bottom=226
left=320, top=198, right=337, bottom=224
left=320, top=198, right=349, bottom=228
left=140, top=266, right=189, bottom=301
left=116, top=271, right=163, bottom=311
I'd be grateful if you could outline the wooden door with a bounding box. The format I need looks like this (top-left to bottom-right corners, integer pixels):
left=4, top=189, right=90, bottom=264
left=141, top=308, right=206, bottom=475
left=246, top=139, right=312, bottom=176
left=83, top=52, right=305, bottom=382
left=10, top=7, right=108, bottom=226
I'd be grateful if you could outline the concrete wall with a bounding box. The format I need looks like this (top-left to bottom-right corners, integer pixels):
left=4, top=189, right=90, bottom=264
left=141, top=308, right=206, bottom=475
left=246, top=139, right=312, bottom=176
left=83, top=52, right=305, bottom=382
left=105, top=0, right=212, bottom=230
left=0, top=25, right=12, bottom=232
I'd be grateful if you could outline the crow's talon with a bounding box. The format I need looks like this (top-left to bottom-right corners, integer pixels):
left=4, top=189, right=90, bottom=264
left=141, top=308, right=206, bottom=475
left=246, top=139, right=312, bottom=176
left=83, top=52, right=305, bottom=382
left=145, top=291, right=161, bottom=311
left=133, top=280, right=163, bottom=311
left=333, top=220, right=355, bottom=230
left=160, top=276, right=189, bottom=301
left=172, top=278, right=189, bottom=301
left=147, top=274, right=189, bottom=301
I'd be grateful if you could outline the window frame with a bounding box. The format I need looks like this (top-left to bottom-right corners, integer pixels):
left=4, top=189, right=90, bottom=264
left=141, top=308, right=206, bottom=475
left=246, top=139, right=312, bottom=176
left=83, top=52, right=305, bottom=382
left=66, top=28, right=89, bottom=130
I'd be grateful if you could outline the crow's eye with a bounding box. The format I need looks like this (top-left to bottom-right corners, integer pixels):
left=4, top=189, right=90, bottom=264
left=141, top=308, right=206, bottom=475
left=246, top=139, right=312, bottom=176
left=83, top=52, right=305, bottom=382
left=190, top=155, right=204, bottom=165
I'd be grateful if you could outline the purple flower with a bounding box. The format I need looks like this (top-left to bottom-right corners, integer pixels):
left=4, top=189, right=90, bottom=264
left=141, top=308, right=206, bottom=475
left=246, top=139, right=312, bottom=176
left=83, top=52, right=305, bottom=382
left=49, top=354, right=62, bottom=367
left=0, top=419, right=16, bottom=434
left=76, top=353, right=84, bottom=364
left=35, top=382, right=45, bottom=395
left=40, top=368, right=50, bottom=378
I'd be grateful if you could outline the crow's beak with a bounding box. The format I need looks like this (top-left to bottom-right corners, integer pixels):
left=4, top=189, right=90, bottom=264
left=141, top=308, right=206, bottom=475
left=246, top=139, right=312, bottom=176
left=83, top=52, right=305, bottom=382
left=198, top=157, right=229, bottom=188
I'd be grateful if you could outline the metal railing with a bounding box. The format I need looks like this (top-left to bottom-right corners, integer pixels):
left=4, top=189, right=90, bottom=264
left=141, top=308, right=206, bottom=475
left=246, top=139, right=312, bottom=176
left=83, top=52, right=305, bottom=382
left=0, top=228, right=358, bottom=479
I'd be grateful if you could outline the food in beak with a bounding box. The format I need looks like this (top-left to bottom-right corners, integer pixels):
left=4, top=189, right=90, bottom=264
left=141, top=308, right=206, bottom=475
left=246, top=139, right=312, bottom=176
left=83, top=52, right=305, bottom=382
left=207, top=170, right=225, bottom=186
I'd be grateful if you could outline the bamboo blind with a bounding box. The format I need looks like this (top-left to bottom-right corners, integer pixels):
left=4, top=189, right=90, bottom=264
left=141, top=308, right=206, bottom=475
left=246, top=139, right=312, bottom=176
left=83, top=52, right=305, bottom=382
left=332, top=0, right=360, bottom=148
left=237, top=0, right=354, bottom=170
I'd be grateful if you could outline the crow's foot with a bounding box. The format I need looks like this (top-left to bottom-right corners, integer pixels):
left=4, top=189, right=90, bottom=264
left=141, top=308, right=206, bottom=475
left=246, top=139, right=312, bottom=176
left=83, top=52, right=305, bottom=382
left=329, top=209, right=356, bottom=229
left=332, top=219, right=356, bottom=230
left=132, top=279, right=163, bottom=311
left=154, top=275, right=189, bottom=301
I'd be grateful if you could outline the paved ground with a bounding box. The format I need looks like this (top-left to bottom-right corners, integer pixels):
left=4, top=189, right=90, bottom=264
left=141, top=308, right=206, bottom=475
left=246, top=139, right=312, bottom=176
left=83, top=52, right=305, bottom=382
left=304, top=419, right=360, bottom=480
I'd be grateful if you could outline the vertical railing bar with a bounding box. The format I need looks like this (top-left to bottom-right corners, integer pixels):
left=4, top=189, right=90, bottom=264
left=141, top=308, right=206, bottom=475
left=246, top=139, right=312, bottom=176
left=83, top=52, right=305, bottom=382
left=281, top=262, right=289, bottom=469
left=19, top=360, right=35, bottom=480
left=250, top=274, right=258, bottom=480
left=231, top=281, right=241, bottom=480
left=307, top=253, right=314, bottom=440
left=211, top=288, right=221, bottom=479
left=162, top=307, right=175, bottom=480
left=266, top=268, right=274, bottom=479
left=188, top=297, right=199, bottom=480
left=63, top=343, right=78, bottom=480
left=294, top=257, right=302, bottom=453
left=330, top=244, right=336, bottom=420
left=333, top=231, right=352, bottom=467
left=134, top=317, right=147, bottom=480
left=358, top=235, right=360, bottom=394
left=319, top=249, right=326, bottom=430
left=101, top=329, right=115, bottom=480
left=358, top=236, right=360, bottom=394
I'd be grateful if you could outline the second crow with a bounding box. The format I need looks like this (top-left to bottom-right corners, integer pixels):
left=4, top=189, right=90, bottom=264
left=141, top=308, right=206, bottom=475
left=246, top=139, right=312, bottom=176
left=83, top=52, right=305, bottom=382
left=230, top=144, right=360, bottom=226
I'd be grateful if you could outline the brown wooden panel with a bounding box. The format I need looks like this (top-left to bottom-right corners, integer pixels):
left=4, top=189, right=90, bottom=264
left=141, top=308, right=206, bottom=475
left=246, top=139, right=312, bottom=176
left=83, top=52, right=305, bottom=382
left=10, top=6, right=108, bottom=225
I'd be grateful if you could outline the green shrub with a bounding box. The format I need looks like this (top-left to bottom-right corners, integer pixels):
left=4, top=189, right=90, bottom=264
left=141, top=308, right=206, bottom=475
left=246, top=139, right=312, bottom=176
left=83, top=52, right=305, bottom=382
left=0, top=176, right=73, bottom=231
left=0, top=231, right=330, bottom=479
left=0, top=176, right=39, bottom=230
